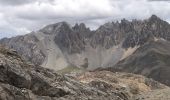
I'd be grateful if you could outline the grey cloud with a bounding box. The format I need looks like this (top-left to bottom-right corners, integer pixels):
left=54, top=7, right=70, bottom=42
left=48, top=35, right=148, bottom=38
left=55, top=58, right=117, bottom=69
left=0, top=0, right=33, bottom=5
left=0, top=0, right=170, bottom=38
left=148, top=0, right=170, bottom=1
left=0, top=0, right=54, bottom=6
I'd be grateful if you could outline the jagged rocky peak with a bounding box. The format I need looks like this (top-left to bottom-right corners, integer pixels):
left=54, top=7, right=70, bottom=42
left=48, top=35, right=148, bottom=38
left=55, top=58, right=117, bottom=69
left=54, top=23, right=88, bottom=54
left=39, top=21, right=71, bottom=34
left=40, top=21, right=91, bottom=36
left=122, top=15, right=170, bottom=48
left=91, top=22, right=120, bottom=48
left=147, top=14, right=169, bottom=29
left=98, top=22, right=114, bottom=29
left=149, top=14, right=162, bottom=22
left=120, top=18, right=132, bottom=28
left=73, top=23, right=88, bottom=30
left=72, top=23, right=91, bottom=38
left=149, top=15, right=170, bottom=29
left=143, top=15, right=170, bottom=40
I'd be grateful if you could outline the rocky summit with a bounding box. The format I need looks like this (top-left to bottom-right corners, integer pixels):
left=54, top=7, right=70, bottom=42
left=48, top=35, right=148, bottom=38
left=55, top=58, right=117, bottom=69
left=0, top=45, right=169, bottom=100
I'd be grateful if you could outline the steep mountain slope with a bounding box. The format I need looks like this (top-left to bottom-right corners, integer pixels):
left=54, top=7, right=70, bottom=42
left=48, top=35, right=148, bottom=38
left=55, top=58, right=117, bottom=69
left=1, top=15, right=170, bottom=72
left=0, top=45, right=168, bottom=100
left=110, top=39, right=170, bottom=86
left=0, top=45, right=122, bottom=100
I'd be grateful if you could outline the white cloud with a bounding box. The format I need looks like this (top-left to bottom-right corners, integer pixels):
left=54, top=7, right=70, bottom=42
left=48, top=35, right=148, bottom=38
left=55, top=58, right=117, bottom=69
left=12, top=0, right=113, bottom=20
left=0, top=0, right=170, bottom=38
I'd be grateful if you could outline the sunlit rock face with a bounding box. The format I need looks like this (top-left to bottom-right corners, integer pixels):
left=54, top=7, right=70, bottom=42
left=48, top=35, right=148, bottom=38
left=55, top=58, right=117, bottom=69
left=1, top=15, right=170, bottom=71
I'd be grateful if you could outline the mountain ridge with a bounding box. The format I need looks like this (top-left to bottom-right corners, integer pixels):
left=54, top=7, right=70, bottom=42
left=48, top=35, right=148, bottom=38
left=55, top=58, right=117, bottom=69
left=1, top=14, right=170, bottom=71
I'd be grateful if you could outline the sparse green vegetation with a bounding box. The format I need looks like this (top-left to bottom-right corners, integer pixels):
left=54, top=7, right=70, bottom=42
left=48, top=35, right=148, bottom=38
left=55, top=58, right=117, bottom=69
left=57, top=66, right=84, bottom=74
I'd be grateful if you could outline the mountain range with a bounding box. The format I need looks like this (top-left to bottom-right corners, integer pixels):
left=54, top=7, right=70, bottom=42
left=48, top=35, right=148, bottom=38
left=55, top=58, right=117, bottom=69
left=1, top=15, right=170, bottom=87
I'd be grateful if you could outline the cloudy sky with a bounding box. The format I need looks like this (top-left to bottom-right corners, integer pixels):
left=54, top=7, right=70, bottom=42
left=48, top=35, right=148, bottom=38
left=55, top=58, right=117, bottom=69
left=0, top=0, right=170, bottom=38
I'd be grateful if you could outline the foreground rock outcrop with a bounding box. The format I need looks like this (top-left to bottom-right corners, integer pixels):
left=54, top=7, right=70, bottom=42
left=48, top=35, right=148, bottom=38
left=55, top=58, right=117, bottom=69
left=0, top=45, right=169, bottom=100
left=76, top=71, right=168, bottom=99
left=0, top=46, right=120, bottom=100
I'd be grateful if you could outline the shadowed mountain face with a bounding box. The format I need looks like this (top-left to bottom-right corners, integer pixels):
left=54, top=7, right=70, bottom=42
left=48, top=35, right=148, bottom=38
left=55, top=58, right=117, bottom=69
left=1, top=15, right=170, bottom=74
left=111, top=40, right=170, bottom=86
